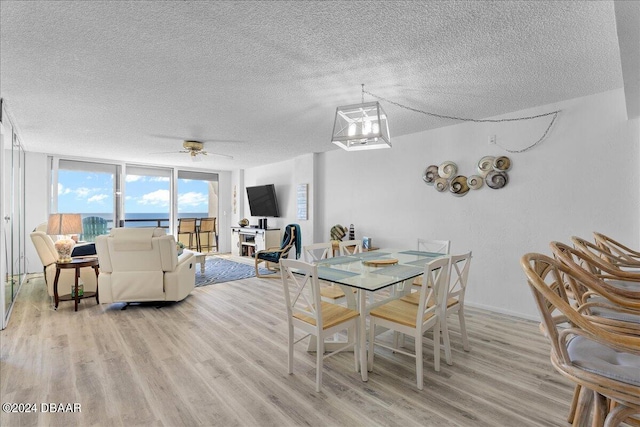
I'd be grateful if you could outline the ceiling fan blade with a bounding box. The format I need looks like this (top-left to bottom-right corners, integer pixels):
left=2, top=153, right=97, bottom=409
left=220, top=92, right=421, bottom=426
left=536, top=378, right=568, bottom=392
left=149, top=150, right=181, bottom=155
left=201, top=151, right=234, bottom=160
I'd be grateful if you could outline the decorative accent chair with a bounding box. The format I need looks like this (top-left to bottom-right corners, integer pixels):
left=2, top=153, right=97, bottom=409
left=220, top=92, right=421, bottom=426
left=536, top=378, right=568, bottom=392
left=521, top=253, right=640, bottom=427
left=253, top=224, right=300, bottom=278
left=82, top=216, right=109, bottom=242
left=30, top=230, right=98, bottom=297
left=368, top=256, right=451, bottom=390
left=95, top=227, right=195, bottom=304
left=198, top=217, right=217, bottom=253
left=279, top=258, right=360, bottom=392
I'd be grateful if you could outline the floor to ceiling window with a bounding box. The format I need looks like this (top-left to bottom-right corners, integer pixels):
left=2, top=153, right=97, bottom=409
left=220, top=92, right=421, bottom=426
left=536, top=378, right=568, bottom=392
left=53, top=159, right=119, bottom=241
left=123, top=165, right=172, bottom=229
left=49, top=161, right=219, bottom=249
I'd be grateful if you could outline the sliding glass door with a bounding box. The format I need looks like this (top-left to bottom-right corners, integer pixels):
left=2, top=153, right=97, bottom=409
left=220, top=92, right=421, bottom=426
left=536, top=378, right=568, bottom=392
left=177, top=171, right=219, bottom=251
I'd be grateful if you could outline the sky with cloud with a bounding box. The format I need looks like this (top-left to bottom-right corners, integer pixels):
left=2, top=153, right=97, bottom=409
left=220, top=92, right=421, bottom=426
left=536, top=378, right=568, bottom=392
left=58, top=171, right=209, bottom=216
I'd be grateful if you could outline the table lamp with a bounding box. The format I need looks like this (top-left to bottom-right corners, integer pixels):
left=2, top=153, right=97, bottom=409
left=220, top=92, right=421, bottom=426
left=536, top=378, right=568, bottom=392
left=47, top=213, right=83, bottom=263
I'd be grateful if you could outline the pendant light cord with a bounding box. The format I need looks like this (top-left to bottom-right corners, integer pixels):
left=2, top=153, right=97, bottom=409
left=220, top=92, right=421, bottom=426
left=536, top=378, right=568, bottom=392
left=363, top=88, right=560, bottom=153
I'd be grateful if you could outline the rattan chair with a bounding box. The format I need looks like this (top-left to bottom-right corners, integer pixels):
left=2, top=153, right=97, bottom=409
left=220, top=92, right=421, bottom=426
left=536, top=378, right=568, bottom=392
left=593, top=232, right=640, bottom=268
left=522, top=253, right=640, bottom=427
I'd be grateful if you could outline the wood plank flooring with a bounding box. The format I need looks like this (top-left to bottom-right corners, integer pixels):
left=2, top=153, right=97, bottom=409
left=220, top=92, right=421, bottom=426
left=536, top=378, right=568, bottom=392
left=0, top=271, right=574, bottom=426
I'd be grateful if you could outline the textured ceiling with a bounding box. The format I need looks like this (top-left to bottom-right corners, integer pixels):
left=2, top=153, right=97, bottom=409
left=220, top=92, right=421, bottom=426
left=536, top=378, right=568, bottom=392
left=0, top=1, right=627, bottom=170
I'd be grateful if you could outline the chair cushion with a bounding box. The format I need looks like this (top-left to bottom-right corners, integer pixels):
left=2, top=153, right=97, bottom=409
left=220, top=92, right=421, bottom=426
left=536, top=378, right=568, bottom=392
left=566, top=335, right=640, bottom=387
left=605, top=279, right=640, bottom=292
left=254, top=251, right=282, bottom=263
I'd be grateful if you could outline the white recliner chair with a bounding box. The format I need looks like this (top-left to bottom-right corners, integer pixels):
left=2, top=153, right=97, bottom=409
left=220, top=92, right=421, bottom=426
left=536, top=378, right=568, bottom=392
left=95, top=227, right=195, bottom=304
left=30, top=230, right=98, bottom=297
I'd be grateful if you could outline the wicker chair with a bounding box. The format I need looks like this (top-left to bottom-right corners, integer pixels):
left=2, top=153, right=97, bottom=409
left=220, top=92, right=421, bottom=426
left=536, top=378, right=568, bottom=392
left=521, top=253, right=640, bottom=427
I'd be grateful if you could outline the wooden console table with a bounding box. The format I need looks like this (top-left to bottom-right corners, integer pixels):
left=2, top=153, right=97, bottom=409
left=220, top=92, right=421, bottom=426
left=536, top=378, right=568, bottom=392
left=231, top=227, right=280, bottom=257
left=53, top=257, right=100, bottom=311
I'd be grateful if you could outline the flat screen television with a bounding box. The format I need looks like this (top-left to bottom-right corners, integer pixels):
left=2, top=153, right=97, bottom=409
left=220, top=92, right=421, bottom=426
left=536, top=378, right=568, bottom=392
left=246, top=184, right=280, bottom=217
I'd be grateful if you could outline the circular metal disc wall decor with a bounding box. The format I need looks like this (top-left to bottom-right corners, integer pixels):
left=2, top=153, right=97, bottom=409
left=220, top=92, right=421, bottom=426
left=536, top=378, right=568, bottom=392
left=438, top=161, right=457, bottom=179
left=434, top=177, right=449, bottom=192
left=422, top=165, right=439, bottom=185
left=486, top=170, right=509, bottom=189
left=467, top=175, right=484, bottom=190
left=493, top=156, right=511, bottom=171
left=477, top=156, right=495, bottom=176
left=424, top=156, right=510, bottom=196
left=449, top=175, right=470, bottom=197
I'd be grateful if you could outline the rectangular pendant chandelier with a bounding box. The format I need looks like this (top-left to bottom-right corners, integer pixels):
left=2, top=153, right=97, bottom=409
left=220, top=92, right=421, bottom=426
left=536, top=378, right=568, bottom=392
left=331, top=101, right=391, bottom=151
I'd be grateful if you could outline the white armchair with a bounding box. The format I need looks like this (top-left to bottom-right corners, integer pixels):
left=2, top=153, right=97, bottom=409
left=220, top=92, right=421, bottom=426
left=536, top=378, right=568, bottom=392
left=95, top=227, right=195, bottom=304
left=30, top=230, right=98, bottom=297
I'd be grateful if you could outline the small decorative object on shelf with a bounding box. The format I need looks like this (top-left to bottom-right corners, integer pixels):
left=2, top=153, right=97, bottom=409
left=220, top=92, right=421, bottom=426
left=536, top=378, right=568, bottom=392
left=330, top=224, right=347, bottom=241
left=54, top=239, right=75, bottom=263
left=363, top=237, right=372, bottom=249
left=238, top=218, right=249, bottom=227
left=349, top=224, right=355, bottom=240
left=423, top=156, right=511, bottom=196
left=71, top=283, right=84, bottom=298
left=176, top=241, right=185, bottom=255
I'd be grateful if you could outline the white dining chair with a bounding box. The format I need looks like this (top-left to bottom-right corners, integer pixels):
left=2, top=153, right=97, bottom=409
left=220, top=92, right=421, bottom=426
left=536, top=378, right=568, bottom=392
left=441, top=252, right=472, bottom=353
left=280, top=259, right=360, bottom=392
left=368, top=256, right=451, bottom=390
left=412, top=239, right=451, bottom=286
left=339, top=239, right=362, bottom=256
left=304, top=242, right=356, bottom=307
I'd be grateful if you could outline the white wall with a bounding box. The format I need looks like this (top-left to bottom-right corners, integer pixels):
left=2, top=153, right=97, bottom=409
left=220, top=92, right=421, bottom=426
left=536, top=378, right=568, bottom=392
left=24, top=152, right=49, bottom=273
left=242, top=153, right=315, bottom=248
left=314, top=89, right=639, bottom=319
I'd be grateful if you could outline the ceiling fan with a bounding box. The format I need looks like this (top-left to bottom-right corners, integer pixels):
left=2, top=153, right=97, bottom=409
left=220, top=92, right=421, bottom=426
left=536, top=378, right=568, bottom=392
left=151, top=138, right=235, bottom=161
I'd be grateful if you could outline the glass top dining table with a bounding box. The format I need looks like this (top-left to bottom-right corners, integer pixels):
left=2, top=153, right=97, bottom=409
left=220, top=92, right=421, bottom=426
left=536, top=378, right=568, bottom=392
left=315, top=248, right=446, bottom=291
left=310, top=248, right=448, bottom=381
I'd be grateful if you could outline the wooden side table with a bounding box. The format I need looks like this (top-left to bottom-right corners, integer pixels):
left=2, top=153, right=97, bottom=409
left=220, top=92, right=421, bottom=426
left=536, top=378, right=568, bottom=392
left=53, top=257, right=100, bottom=311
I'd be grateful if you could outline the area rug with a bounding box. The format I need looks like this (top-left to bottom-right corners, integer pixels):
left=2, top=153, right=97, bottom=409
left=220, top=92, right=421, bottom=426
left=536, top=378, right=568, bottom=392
left=195, top=257, right=275, bottom=287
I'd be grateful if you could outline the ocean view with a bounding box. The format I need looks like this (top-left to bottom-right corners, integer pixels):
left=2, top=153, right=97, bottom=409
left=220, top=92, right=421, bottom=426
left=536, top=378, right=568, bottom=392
left=81, top=212, right=208, bottom=228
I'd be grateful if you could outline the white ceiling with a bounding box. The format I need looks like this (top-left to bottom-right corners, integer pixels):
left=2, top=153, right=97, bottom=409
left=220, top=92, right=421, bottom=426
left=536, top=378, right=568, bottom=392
left=0, top=1, right=635, bottom=170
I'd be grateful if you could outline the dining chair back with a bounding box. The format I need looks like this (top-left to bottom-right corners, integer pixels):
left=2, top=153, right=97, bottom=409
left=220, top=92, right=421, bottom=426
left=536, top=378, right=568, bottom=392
left=303, top=242, right=333, bottom=263
left=521, top=253, right=640, bottom=427
left=198, top=217, right=217, bottom=253
left=572, top=236, right=640, bottom=276
left=177, top=218, right=199, bottom=250
left=339, top=239, right=362, bottom=256
left=279, top=258, right=360, bottom=392
left=412, top=239, right=451, bottom=286
left=304, top=242, right=356, bottom=308
left=417, top=238, right=451, bottom=255
left=368, top=256, right=451, bottom=390
left=442, top=251, right=472, bottom=353
left=593, top=232, right=640, bottom=267
left=565, top=238, right=640, bottom=295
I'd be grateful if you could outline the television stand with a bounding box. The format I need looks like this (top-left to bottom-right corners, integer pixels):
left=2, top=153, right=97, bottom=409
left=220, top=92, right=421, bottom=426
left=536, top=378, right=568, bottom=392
left=231, top=227, right=281, bottom=257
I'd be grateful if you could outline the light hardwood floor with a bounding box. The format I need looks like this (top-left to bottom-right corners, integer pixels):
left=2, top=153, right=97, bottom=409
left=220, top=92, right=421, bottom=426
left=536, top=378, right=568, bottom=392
left=1, top=272, right=574, bottom=426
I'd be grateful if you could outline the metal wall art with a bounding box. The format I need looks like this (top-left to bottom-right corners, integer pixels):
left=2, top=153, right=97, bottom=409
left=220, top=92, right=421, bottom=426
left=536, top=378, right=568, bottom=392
left=422, top=156, right=511, bottom=196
